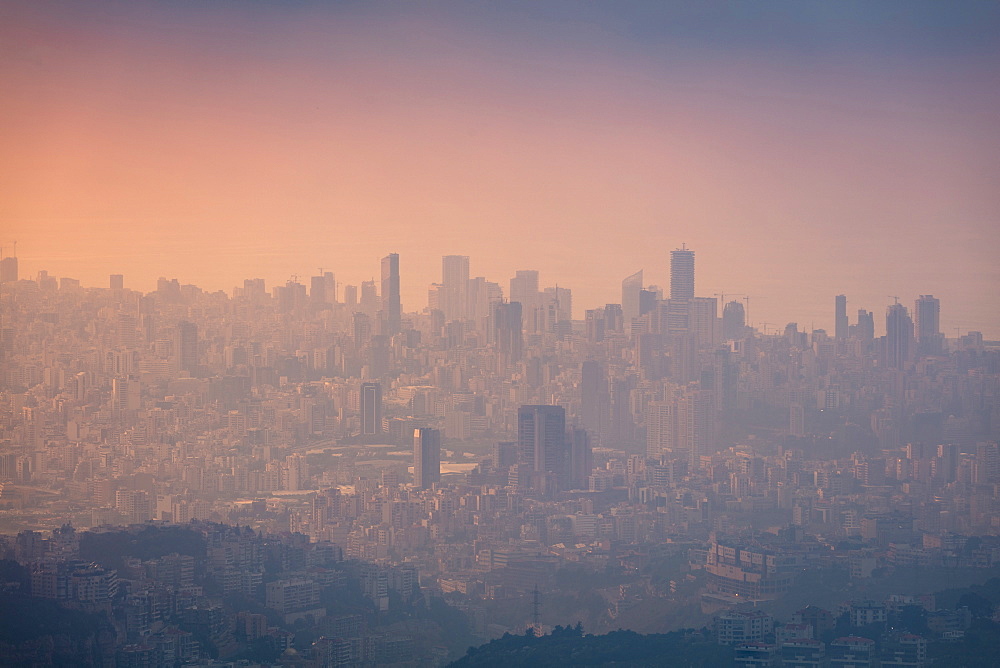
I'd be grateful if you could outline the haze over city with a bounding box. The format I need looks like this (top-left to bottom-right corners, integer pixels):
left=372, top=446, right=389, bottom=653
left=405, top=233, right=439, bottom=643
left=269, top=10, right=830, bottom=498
left=2, top=0, right=999, bottom=337
left=2, top=2, right=1000, bottom=667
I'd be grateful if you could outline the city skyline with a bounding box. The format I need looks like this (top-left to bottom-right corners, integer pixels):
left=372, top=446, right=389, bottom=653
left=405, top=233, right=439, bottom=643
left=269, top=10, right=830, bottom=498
left=2, top=2, right=998, bottom=337
left=3, top=3, right=1000, bottom=663
left=0, top=247, right=989, bottom=343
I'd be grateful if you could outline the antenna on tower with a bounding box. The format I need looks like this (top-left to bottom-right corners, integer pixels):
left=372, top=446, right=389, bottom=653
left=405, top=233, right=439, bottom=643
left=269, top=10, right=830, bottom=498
left=888, top=295, right=900, bottom=305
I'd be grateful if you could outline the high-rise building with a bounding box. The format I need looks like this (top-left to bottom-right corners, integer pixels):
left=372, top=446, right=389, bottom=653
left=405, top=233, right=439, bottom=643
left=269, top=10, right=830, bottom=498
left=670, top=245, right=695, bottom=300
left=353, top=312, right=372, bottom=350
left=494, top=301, right=523, bottom=373
left=176, top=321, right=198, bottom=374
left=343, top=284, right=358, bottom=308
left=517, top=405, right=566, bottom=494
left=510, top=270, right=540, bottom=332
left=541, top=286, right=572, bottom=333
left=468, top=277, right=503, bottom=334
left=722, top=300, right=746, bottom=340
left=0, top=255, right=17, bottom=283
left=885, top=303, right=913, bottom=369
left=689, top=297, right=718, bottom=346
left=310, top=275, right=327, bottom=308
left=835, top=295, right=848, bottom=341
left=604, top=304, right=624, bottom=333
left=413, top=427, right=441, bottom=490
left=441, top=255, right=470, bottom=321
left=585, top=309, right=605, bottom=343
left=380, top=253, right=401, bottom=335
left=324, top=271, right=337, bottom=303
left=110, top=274, right=124, bottom=291
left=360, top=280, right=379, bottom=318
left=856, top=309, right=875, bottom=342
left=677, top=386, right=714, bottom=469
left=580, top=360, right=606, bottom=438
left=360, top=382, right=382, bottom=436
left=621, top=270, right=643, bottom=326
left=915, top=294, right=942, bottom=356
left=567, top=428, right=592, bottom=490
left=646, top=400, right=676, bottom=460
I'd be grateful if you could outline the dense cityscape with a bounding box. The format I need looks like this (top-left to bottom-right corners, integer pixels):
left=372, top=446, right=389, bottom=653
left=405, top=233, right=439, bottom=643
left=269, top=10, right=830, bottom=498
left=0, top=246, right=997, bottom=666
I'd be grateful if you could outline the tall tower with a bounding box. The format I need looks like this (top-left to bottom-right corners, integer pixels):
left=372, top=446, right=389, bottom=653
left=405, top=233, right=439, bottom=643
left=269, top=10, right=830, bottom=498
left=0, top=255, right=17, bottom=284
left=413, top=427, right=441, bottom=490
left=885, top=303, right=914, bottom=369
left=360, top=280, right=379, bottom=318
left=517, top=405, right=566, bottom=493
left=670, top=245, right=695, bottom=300
left=678, top=386, right=714, bottom=470
left=856, top=309, right=875, bottom=342
left=621, top=270, right=643, bottom=326
left=310, top=274, right=327, bottom=308
left=380, top=253, right=401, bottom=335
left=580, top=360, right=606, bottom=438
left=721, top=300, right=746, bottom=340
left=360, top=382, right=383, bottom=435
left=914, top=295, right=942, bottom=356
left=510, top=270, right=540, bottom=333
left=494, top=301, right=523, bottom=370
left=176, top=321, right=198, bottom=374
left=646, top=400, right=676, bottom=461
left=835, top=295, right=848, bottom=341
left=441, top=255, right=470, bottom=321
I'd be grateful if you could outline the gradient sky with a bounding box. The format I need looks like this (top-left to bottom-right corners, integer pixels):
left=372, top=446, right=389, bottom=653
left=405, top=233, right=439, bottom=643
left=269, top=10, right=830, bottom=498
left=2, top=1, right=999, bottom=337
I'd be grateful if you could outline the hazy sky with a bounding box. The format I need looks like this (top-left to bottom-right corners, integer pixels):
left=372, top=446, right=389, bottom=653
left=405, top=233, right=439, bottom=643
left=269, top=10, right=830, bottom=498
left=3, top=1, right=999, bottom=336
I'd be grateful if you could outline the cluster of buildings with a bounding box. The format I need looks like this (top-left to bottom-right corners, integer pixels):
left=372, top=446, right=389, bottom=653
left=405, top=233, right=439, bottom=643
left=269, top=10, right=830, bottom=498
left=0, top=245, right=998, bottom=662
left=717, top=596, right=968, bottom=667
left=2, top=521, right=437, bottom=666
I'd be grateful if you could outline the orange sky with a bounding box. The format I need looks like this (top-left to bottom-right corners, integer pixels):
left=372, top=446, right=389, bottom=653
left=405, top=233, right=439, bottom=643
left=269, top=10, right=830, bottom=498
left=2, top=2, right=998, bottom=336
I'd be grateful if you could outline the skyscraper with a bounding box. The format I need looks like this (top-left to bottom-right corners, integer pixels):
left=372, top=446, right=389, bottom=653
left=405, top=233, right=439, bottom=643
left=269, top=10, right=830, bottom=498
left=360, top=280, right=379, bottom=318
left=721, top=300, right=746, bottom=340
left=835, top=295, right=848, bottom=341
left=413, top=427, right=441, bottom=490
left=580, top=360, right=606, bottom=438
left=360, top=382, right=382, bottom=435
left=856, top=309, right=875, bottom=342
left=310, top=274, right=327, bottom=308
left=176, top=321, right=198, bottom=374
left=517, top=405, right=566, bottom=494
left=885, top=303, right=914, bottom=370
left=670, top=245, right=695, bottom=300
left=0, top=255, right=18, bottom=283
left=646, top=400, right=676, bottom=460
left=510, top=270, right=540, bottom=332
left=621, top=270, right=643, bottom=326
left=494, top=301, right=523, bottom=372
left=915, top=295, right=942, bottom=356
left=380, top=253, right=401, bottom=335
left=678, top=386, right=715, bottom=469
left=441, top=255, right=470, bottom=321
